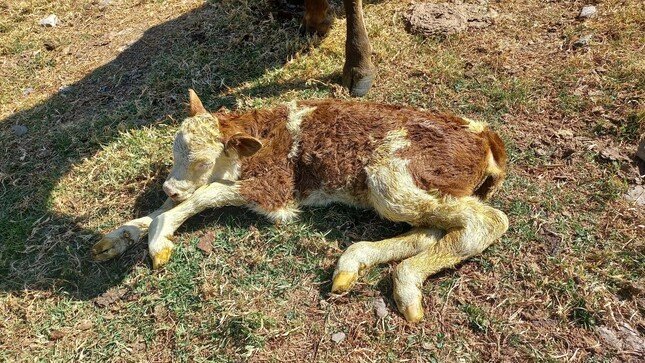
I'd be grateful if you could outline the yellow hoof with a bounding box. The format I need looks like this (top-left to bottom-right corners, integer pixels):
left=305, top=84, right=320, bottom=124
left=401, top=304, right=424, bottom=323
left=151, top=247, right=173, bottom=269
left=331, top=271, right=358, bottom=293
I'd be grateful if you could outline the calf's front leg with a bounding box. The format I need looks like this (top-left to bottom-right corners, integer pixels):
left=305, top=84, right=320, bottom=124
left=148, top=181, right=245, bottom=269
left=92, top=198, right=175, bottom=261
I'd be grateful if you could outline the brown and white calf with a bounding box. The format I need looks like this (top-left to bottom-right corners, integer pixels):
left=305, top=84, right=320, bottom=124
left=92, top=90, right=509, bottom=322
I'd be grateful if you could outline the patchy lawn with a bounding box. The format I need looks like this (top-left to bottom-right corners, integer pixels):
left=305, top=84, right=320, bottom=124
left=0, top=0, right=643, bottom=361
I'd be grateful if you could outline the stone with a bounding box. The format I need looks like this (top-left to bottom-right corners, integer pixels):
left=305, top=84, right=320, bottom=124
left=11, top=125, right=28, bottom=137
left=625, top=185, right=645, bottom=206
left=578, top=5, right=597, bottom=19
left=39, top=14, right=59, bottom=27
left=573, top=34, right=593, bottom=48
left=331, top=331, right=346, bottom=344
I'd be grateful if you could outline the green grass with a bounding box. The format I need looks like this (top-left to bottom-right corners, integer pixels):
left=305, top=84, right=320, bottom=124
left=0, top=0, right=643, bottom=361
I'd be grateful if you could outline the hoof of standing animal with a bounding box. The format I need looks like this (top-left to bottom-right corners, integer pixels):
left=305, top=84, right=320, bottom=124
left=343, top=65, right=375, bottom=97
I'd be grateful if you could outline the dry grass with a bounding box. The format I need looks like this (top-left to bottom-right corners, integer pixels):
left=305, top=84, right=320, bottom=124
left=1, top=0, right=643, bottom=361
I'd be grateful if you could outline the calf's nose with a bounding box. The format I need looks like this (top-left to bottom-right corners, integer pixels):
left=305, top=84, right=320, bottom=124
left=163, top=181, right=180, bottom=200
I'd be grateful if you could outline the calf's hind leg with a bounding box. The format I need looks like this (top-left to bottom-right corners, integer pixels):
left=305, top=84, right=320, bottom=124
left=331, top=227, right=444, bottom=293
left=393, top=201, right=509, bottom=322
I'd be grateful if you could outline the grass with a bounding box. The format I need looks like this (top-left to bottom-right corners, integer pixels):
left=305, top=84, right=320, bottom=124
left=1, top=0, right=644, bottom=361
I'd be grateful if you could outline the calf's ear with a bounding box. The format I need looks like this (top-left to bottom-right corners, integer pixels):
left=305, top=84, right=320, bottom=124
left=225, top=133, right=263, bottom=157
left=188, top=89, right=208, bottom=116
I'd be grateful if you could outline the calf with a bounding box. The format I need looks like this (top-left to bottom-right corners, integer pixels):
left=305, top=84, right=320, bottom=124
left=92, top=90, right=509, bottom=322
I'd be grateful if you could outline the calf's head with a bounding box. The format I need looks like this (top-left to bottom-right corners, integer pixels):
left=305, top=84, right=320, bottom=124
left=162, top=90, right=262, bottom=202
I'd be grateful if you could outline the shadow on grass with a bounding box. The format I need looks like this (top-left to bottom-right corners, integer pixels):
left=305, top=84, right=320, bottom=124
left=0, top=1, right=341, bottom=299
left=0, top=0, right=395, bottom=300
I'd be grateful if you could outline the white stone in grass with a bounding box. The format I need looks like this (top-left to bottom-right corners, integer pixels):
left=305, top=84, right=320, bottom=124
left=579, top=5, right=597, bottom=19
left=331, top=331, right=346, bottom=344
left=625, top=185, right=645, bottom=206
left=39, top=14, right=59, bottom=27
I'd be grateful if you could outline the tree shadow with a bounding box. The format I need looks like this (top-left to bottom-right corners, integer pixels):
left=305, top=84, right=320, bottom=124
left=0, top=0, right=395, bottom=301
left=0, top=1, right=341, bottom=299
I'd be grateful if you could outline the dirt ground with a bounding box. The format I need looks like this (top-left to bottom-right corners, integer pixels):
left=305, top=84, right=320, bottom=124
left=0, top=0, right=643, bottom=361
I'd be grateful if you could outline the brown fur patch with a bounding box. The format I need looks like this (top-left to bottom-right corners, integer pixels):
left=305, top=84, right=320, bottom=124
left=218, top=107, right=297, bottom=212
left=214, top=100, right=506, bottom=212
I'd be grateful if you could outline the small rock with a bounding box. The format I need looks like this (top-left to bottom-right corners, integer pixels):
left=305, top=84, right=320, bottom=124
left=573, top=34, right=592, bottom=49
left=331, top=331, right=346, bottom=344
left=625, top=185, right=645, bottom=206
left=617, top=323, right=645, bottom=356
left=578, top=5, right=597, bottom=19
left=373, top=297, right=389, bottom=318
left=97, top=0, right=112, bottom=9
left=11, top=125, right=28, bottom=137
left=39, top=14, right=59, bottom=27
left=22, top=88, right=34, bottom=96
left=58, top=85, right=72, bottom=94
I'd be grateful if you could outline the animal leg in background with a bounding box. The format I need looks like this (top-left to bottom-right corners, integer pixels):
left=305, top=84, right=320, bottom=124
left=303, top=0, right=332, bottom=35
left=392, top=201, right=509, bottom=322
left=91, top=198, right=175, bottom=261
left=331, top=228, right=444, bottom=292
left=343, top=0, right=375, bottom=97
left=147, top=181, right=245, bottom=269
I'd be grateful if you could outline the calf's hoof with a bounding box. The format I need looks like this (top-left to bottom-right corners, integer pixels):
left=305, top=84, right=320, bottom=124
left=331, top=271, right=358, bottom=293
left=342, top=66, right=375, bottom=97
left=92, top=225, right=140, bottom=261
left=393, top=266, right=425, bottom=322
left=150, top=240, right=174, bottom=269
left=399, top=301, right=424, bottom=323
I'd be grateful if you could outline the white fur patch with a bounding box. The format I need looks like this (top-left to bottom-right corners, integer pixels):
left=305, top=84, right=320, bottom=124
left=248, top=203, right=300, bottom=224
left=301, top=189, right=369, bottom=208
left=463, top=117, right=488, bottom=133
left=285, top=101, right=316, bottom=159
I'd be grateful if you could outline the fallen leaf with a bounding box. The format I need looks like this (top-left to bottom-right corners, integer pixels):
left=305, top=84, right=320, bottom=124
left=197, top=232, right=215, bottom=254
left=49, top=329, right=65, bottom=341
left=76, top=320, right=93, bottom=331
left=555, top=129, right=574, bottom=139
left=93, top=287, right=127, bottom=307
left=373, top=297, right=389, bottom=318
left=598, top=147, right=629, bottom=162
